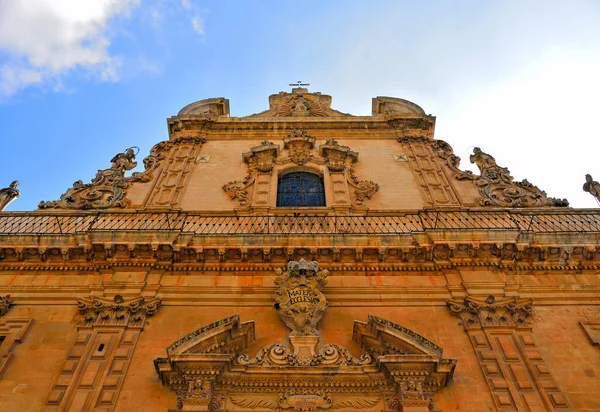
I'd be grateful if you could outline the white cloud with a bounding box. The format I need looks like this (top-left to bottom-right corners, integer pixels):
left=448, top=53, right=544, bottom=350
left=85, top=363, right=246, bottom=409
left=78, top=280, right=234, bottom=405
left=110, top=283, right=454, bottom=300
left=0, top=0, right=139, bottom=99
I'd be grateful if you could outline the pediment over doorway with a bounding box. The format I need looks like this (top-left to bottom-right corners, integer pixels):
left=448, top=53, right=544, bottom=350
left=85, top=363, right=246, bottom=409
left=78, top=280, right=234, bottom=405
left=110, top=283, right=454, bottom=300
left=154, top=314, right=456, bottom=412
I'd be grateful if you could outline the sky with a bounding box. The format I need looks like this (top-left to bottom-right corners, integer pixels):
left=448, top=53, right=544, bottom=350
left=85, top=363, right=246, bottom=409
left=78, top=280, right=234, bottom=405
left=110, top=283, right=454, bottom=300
left=1, top=0, right=599, bottom=211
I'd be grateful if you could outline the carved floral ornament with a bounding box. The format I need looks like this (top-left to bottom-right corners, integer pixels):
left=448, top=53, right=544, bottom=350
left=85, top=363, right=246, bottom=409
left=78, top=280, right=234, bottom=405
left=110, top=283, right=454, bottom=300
left=38, top=136, right=206, bottom=210
left=223, top=130, right=379, bottom=207
left=398, top=136, right=569, bottom=208
left=154, top=260, right=455, bottom=412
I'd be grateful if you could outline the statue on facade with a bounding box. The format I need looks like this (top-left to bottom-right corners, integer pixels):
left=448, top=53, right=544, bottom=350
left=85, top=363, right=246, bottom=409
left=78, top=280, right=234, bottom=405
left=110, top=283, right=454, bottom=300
left=583, top=174, right=600, bottom=203
left=0, top=181, right=20, bottom=211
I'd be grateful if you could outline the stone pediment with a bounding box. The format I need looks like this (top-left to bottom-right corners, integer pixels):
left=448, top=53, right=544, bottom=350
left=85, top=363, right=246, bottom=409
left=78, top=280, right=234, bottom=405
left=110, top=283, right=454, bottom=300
left=154, top=261, right=456, bottom=411
left=247, top=88, right=352, bottom=118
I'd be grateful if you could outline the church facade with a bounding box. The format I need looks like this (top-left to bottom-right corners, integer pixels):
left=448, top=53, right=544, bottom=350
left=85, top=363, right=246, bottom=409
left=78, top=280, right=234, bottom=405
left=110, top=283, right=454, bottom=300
left=0, top=88, right=599, bottom=411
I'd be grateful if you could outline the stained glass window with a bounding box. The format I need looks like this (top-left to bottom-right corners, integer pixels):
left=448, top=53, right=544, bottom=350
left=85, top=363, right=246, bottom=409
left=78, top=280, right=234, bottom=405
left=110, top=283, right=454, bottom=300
left=277, top=172, right=326, bottom=207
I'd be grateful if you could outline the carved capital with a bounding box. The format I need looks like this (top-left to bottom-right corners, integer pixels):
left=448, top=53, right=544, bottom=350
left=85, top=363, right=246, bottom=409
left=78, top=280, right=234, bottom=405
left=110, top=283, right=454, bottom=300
left=76, top=294, right=161, bottom=328
left=447, top=295, right=533, bottom=330
left=0, top=295, right=14, bottom=317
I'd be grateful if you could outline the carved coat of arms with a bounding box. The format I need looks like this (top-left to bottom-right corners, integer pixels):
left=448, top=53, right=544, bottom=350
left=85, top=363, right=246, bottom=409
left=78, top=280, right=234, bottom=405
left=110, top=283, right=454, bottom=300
left=274, top=259, right=328, bottom=336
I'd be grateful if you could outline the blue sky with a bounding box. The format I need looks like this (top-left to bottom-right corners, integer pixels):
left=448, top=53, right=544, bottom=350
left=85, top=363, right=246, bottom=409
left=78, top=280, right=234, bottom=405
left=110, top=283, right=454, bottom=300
left=1, top=0, right=599, bottom=211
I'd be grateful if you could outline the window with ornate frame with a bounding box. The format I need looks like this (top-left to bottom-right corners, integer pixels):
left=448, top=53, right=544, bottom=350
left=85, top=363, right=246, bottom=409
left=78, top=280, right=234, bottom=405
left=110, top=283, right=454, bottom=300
left=277, top=171, right=326, bottom=207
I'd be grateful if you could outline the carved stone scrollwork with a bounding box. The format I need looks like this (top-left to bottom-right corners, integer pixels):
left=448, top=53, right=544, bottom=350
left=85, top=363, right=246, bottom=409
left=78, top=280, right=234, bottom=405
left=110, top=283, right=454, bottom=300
left=39, top=146, right=160, bottom=210
left=0, top=181, right=20, bottom=211
left=237, top=342, right=371, bottom=367
left=76, top=294, right=161, bottom=328
left=0, top=295, right=14, bottom=317
left=431, top=140, right=568, bottom=207
left=283, top=129, right=316, bottom=165
left=274, top=259, right=328, bottom=337
left=469, top=147, right=569, bottom=207
left=222, top=171, right=254, bottom=206
left=447, top=295, right=533, bottom=329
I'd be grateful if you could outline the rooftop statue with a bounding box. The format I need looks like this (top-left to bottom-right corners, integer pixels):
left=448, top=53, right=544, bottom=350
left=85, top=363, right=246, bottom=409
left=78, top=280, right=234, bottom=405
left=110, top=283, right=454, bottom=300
left=583, top=174, right=600, bottom=203
left=0, top=181, right=20, bottom=211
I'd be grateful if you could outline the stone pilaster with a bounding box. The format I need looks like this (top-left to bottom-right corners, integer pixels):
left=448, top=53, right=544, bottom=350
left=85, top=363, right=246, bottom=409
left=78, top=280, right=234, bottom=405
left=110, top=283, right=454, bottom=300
left=447, top=295, right=571, bottom=411
left=45, top=294, right=161, bottom=411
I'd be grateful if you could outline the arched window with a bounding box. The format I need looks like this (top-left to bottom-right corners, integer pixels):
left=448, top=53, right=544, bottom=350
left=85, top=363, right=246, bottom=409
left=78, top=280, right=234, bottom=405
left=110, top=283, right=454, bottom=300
left=277, top=172, right=325, bottom=207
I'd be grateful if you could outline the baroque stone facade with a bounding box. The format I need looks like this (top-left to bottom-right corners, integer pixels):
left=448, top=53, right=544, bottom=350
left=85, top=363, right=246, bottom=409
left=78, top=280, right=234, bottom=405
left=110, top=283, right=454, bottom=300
left=0, top=88, right=599, bottom=411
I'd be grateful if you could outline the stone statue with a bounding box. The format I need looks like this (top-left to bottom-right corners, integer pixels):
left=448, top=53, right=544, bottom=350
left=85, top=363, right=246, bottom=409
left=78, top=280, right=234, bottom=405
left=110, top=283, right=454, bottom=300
left=274, top=259, right=329, bottom=336
left=0, top=181, right=20, bottom=211
left=583, top=174, right=600, bottom=202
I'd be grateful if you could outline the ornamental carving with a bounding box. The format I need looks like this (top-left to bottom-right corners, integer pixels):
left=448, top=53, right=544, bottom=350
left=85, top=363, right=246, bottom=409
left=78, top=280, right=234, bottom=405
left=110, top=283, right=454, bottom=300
left=76, top=294, right=161, bottom=328
left=155, top=260, right=456, bottom=412
left=274, top=259, right=328, bottom=337
left=283, top=129, right=316, bottom=165
left=247, top=88, right=352, bottom=118
left=447, top=295, right=533, bottom=329
left=469, top=147, right=568, bottom=207
left=319, top=139, right=358, bottom=172
left=243, top=140, right=281, bottom=173
left=0, top=181, right=19, bottom=211
left=428, top=139, right=568, bottom=207
left=0, top=294, right=14, bottom=316
left=38, top=147, right=159, bottom=210
left=223, top=136, right=378, bottom=208
left=583, top=174, right=600, bottom=203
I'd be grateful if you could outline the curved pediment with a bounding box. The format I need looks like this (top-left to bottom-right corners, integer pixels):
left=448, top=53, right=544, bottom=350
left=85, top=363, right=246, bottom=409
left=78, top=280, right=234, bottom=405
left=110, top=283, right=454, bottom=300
left=353, top=314, right=444, bottom=358
left=165, top=314, right=255, bottom=357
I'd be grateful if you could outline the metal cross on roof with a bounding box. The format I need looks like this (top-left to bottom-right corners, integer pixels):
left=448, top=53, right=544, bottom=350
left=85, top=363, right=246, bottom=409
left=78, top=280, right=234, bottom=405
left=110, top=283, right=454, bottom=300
left=289, top=80, right=310, bottom=87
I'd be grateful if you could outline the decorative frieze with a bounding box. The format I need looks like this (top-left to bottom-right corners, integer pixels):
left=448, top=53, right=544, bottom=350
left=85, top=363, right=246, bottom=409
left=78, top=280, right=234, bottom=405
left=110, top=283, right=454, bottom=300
left=447, top=295, right=571, bottom=411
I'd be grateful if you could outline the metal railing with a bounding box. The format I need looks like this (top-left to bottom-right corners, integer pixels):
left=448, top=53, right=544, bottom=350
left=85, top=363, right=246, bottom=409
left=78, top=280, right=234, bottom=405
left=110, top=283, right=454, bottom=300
left=0, top=210, right=599, bottom=236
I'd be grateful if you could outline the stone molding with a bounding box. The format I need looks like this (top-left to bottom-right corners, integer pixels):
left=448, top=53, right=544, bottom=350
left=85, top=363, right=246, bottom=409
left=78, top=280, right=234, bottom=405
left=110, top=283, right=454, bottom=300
left=0, top=317, right=33, bottom=379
